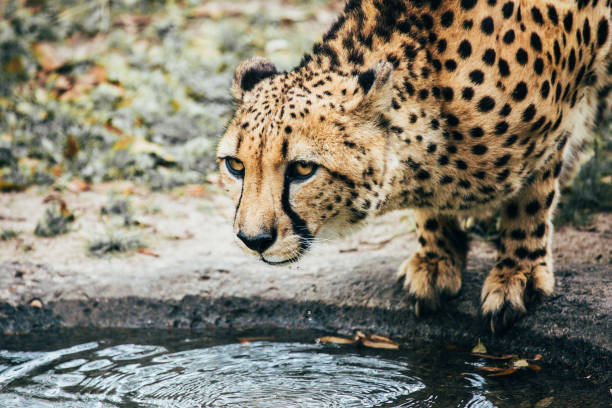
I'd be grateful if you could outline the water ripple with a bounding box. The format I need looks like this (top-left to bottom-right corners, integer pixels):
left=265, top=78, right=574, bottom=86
left=0, top=334, right=605, bottom=408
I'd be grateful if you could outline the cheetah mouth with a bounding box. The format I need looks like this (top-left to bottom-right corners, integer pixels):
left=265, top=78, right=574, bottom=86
left=260, top=254, right=302, bottom=265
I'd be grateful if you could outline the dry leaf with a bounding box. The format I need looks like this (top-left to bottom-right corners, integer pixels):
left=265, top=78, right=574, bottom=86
left=471, top=353, right=515, bottom=360
left=354, top=330, right=367, bottom=340
left=535, top=396, right=554, bottom=407
left=106, top=122, right=125, bottom=136
left=317, top=336, right=357, bottom=345
left=369, top=334, right=395, bottom=343
left=32, top=42, right=66, bottom=71
left=29, top=298, right=43, bottom=309
left=471, top=338, right=487, bottom=354
left=527, top=364, right=542, bottom=372
left=66, top=178, right=90, bottom=193
left=477, top=366, right=508, bottom=372
left=361, top=339, right=399, bottom=350
left=137, top=248, right=159, bottom=257
left=238, top=336, right=275, bottom=345
left=513, top=359, right=529, bottom=368
left=64, top=134, right=79, bottom=159
left=184, top=184, right=206, bottom=197
left=4, top=56, right=24, bottom=74
left=488, top=368, right=518, bottom=377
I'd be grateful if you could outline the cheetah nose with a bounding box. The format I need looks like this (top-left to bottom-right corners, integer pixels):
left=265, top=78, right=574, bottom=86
left=237, top=229, right=277, bottom=253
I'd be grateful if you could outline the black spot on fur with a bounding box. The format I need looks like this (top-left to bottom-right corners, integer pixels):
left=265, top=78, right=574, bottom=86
left=460, top=0, right=477, bottom=10
left=482, top=49, right=496, bottom=65
left=525, top=200, right=541, bottom=215
left=477, top=96, right=495, bottom=112
left=441, top=10, right=454, bottom=27
left=502, top=2, right=514, bottom=19
left=531, top=7, right=544, bottom=25
left=472, top=144, right=487, bottom=155
left=503, top=30, right=515, bottom=44
left=480, top=17, right=494, bottom=35
left=597, top=17, right=609, bottom=48
left=469, top=70, right=484, bottom=84
left=516, top=48, right=528, bottom=65
left=425, top=218, right=439, bottom=230
left=547, top=5, right=558, bottom=25
left=498, top=59, right=510, bottom=76
left=506, top=202, right=519, bottom=218
left=522, top=104, right=536, bottom=122
left=458, top=40, right=472, bottom=58
left=470, top=127, right=484, bottom=138
left=534, top=58, right=544, bottom=75
left=512, top=82, right=528, bottom=101
left=530, top=33, right=542, bottom=52
left=563, top=12, right=573, bottom=33
left=462, top=87, right=474, bottom=100
left=358, top=69, right=376, bottom=93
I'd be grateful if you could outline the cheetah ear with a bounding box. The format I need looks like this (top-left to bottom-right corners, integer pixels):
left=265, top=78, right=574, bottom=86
left=351, top=60, right=394, bottom=113
left=232, top=57, right=278, bottom=102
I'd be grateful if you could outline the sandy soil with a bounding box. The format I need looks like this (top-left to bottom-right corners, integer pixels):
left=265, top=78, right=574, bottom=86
left=1, top=181, right=610, bottom=270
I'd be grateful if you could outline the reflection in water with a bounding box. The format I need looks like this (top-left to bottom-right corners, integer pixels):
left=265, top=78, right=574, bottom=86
left=0, top=329, right=604, bottom=408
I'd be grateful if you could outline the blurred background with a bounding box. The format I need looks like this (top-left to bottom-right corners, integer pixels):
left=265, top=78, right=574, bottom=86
left=0, top=0, right=610, bottom=259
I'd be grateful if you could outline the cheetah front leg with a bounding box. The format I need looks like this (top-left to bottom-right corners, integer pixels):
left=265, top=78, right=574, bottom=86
left=482, top=164, right=559, bottom=332
left=398, top=211, right=469, bottom=316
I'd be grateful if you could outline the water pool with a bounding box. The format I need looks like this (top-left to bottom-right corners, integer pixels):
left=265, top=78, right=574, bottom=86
left=0, top=328, right=607, bottom=407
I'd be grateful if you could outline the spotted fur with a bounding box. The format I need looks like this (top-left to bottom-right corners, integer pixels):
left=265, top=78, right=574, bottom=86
left=218, top=0, right=611, bottom=331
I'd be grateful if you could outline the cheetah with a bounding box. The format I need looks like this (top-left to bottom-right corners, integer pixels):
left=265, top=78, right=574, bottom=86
left=217, top=0, right=611, bottom=332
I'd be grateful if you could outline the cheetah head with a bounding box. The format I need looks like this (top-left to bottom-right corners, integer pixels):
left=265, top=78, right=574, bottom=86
left=218, top=57, right=395, bottom=265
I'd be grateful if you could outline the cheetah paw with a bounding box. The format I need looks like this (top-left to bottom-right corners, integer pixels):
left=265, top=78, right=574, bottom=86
left=397, top=252, right=463, bottom=317
left=481, top=264, right=554, bottom=333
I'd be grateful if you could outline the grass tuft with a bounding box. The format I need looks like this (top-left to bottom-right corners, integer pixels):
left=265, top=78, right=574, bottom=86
left=86, top=229, right=146, bottom=257
left=34, top=202, right=75, bottom=237
left=100, top=193, right=134, bottom=226
left=1, top=228, right=20, bottom=241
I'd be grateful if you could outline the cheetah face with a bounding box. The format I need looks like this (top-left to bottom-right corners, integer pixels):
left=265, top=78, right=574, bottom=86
left=218, top=58, right=394, bottom=264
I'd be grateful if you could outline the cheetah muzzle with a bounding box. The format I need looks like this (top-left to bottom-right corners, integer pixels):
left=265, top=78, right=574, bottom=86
left=218, top=0, right=611, bottom=332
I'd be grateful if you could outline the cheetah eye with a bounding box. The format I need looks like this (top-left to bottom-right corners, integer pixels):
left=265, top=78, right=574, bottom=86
left=225, top=157, right=245, bottom=177
left=287, top=161, right=318, bottom=181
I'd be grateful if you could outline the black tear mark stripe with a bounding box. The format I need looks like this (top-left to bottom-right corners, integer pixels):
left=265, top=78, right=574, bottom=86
left=281, top=174, right=314, bottom=253
left=234, top=180, right=244, bottom=225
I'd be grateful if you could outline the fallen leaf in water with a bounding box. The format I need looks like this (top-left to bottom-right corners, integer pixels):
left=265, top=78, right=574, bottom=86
left=471, top=338, right=487, bottom=354
left=369, top=334, right=395, bottom=343
left=535, top=396, right=554, bottom=407
left=238, top=336, right=275, bottom=345
left=361, top=339, right=399, bottom=350
left=488, top=368, right=518, bottom=377
left=477, top=366, right=508, bottom=372
left=471, top=353, right=515, bottom=360
left=137, top=248, right=159, bottom=257
left=317, top=336, right=357, bottom=345
left=513, top=359, right=529, bottom=368
left=527, top=364, right=542, bottom=372
left=29, top=298, right=43, bottom=309
left=354, top=330, right=366, bottom=340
